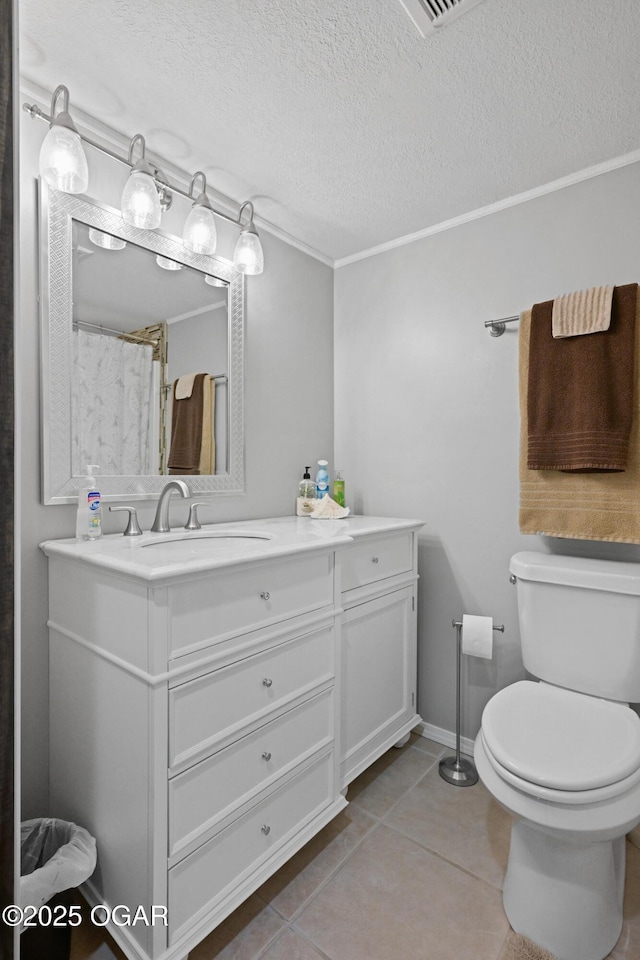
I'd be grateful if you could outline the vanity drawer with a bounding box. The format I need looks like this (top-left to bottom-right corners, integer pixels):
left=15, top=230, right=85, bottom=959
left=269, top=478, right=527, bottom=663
left=168, top=751, right=334, bottom=943
left=168, top=552, right=334, bottom=658
left=168, top=689, right=334, bottom=859
left=341, top=533, right=413, bottom=593
left=169, top=625, right=335, bottom=770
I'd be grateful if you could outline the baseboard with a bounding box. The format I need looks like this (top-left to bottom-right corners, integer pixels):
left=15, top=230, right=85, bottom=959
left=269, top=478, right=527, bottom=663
left=415, top=721, right=475, bottom=758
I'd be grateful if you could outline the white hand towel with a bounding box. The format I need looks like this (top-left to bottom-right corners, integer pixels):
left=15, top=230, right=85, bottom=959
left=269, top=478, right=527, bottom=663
left=174, top=372, right=198, bottom=400
left=552, top=285, right=614, bottom=338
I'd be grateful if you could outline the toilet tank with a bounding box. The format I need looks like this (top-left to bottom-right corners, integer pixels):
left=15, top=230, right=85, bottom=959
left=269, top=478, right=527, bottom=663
left=510, top=551, right=640, bottom=702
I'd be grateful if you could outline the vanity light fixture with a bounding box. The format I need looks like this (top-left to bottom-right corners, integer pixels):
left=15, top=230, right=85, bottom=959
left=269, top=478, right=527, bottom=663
left=183, top=172, right=218, bottom=256
left=37, top=85, right=89, bottom=194
left=88, top=228, right=127, bottom=251
left=156, top=255, right=183, bottom=271
left=120, top=135, right=163, bottom=230
left=24, top=85, right=266, bottom=274
left=233, top=202, right=264, bottom=276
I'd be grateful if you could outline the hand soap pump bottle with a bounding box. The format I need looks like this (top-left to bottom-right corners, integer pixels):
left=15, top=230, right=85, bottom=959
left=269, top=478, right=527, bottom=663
left=333, top=471, right=345, bottom=507
left=76, top=464, right=102, bottom=541
left=316, top=460, right=330, bottom=500
left=296, top=466, right=317, bottom=517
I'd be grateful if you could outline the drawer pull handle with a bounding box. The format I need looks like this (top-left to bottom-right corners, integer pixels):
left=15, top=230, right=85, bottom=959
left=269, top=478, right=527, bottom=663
left=260, top=591, right=271, bottom=600
left=371, top=556, right=379, bottom=563
left=261, top=824, right=271, bottom=835
left=262, top=751, right=272, bottom=761
left=262, top=678, right=273, bottom=688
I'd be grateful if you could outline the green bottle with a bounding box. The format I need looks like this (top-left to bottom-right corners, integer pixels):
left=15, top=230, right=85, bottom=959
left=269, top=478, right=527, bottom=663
left=333, top=470, right=345, bottom=507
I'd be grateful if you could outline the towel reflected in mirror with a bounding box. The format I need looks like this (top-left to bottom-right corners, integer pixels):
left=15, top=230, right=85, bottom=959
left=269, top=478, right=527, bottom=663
left=168, top=372, right=216, bottom=475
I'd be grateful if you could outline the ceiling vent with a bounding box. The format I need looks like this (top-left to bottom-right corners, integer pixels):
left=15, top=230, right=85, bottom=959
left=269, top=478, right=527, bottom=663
left=398, top=0, right=487, bottom=37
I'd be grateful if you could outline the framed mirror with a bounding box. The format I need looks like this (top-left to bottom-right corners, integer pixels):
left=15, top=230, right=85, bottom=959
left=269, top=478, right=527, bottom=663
left=39, top=181, right=245, bottom=503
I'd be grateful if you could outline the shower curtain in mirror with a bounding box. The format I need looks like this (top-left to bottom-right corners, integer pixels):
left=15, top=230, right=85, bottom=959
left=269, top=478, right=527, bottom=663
left=72, top=329, right=156, bottom=475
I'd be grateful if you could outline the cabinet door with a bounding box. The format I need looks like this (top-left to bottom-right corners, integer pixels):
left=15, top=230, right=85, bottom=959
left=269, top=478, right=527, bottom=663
left=340, top=586, right=416, bottom=786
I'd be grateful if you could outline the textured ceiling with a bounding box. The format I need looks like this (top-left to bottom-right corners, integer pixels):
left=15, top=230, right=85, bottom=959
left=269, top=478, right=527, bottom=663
left=19, top=0, right=640, bottom=262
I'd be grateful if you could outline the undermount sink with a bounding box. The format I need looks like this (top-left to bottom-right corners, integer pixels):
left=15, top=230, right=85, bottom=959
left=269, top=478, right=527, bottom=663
left=139, top=530, right=274, bottom=550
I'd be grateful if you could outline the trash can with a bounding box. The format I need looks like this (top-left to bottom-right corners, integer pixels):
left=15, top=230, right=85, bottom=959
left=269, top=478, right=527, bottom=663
left=20, top=818, right=97, bottom=960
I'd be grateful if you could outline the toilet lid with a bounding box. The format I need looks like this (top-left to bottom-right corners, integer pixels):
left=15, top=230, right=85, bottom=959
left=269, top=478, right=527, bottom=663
left=482, top=681, right=640, bottom=791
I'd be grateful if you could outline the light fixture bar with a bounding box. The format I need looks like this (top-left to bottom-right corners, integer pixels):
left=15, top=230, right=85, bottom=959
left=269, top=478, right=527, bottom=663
left=23, top=99, right=245, bottom=228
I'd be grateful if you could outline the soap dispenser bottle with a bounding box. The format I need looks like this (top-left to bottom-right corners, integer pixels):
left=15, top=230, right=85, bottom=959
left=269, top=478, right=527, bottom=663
left=76, top=464, right=102, bottom=541
left=315, top=460, right=330, bottom=500
left=296, top=466, right=317, bottom=516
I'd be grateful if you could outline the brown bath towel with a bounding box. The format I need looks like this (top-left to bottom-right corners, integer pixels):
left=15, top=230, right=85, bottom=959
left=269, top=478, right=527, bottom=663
left=527, top=283, right=638, bottom=471
left=168, top=372, right=206, bottom=475
left=519, top=290, right=640, bottom=543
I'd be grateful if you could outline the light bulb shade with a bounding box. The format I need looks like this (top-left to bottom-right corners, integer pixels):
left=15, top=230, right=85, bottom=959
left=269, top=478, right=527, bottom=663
left=204, top=274, right=228, bottom=287
left=183, top=202, right=217, bottom=255
left=121, top=169, right=162, bottom=229
left=233, top=225, right=264, bottom=275
left=39, top=122, right=88, bottom=194
left=88, top=228, right=126, bottom=251
left=156, top=255, right=183, bottom=271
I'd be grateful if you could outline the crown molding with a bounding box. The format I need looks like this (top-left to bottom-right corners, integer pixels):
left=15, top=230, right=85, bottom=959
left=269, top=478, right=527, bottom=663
left=335, top=148, right=640, bottom=268
left=19, top=77, right=333, bottom=268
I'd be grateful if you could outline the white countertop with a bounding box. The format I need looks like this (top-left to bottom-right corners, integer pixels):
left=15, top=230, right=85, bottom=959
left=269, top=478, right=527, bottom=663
left=40, top=515, right=424, bottom=583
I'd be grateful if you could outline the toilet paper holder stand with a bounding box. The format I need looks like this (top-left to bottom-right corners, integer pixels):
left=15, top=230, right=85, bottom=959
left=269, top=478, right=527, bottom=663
left=439, top=618, right=504, bottom=787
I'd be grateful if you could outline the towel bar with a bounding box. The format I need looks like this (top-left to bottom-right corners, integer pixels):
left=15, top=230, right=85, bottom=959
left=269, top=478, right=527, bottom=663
left=162, top=375, right=228, bottom=393
left=484, top=315, right=520, bottom=337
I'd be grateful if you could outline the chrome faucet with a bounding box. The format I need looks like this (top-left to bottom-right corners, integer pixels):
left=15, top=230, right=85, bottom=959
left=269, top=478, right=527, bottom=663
left=151, top=480, right=192, bottom=533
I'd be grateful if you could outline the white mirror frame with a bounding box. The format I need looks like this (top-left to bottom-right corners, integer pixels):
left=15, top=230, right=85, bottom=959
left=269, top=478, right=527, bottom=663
left=39, top=181, right=246, bottom=504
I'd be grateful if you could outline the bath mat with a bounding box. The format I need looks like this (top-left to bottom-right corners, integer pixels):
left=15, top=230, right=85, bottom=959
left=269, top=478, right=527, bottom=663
left=498, top=931, right=557, bottom=960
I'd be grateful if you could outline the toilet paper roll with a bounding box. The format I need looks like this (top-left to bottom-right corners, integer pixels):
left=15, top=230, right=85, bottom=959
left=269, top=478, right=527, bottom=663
left=461, top=614, right=493, bottom=660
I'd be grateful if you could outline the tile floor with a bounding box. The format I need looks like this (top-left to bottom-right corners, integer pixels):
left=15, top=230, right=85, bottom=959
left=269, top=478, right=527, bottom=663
left=70, top=734, right=640, bottom=960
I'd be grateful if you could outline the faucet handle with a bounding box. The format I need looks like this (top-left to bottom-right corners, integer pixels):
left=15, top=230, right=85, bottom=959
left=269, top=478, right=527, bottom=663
left=185, top=502, right=208, bottom=531
left=109, top=505, right=143, bottom=537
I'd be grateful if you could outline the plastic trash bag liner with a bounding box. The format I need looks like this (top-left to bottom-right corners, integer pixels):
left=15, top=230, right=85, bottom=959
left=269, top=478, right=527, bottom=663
left=20, top=818, right=97, bottom=914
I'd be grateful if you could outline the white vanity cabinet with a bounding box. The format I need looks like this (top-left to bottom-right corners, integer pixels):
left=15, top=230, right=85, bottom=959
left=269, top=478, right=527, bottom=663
left=337, top=520, right=421, bottom=787
left=42, top=516, right=422, bottom=960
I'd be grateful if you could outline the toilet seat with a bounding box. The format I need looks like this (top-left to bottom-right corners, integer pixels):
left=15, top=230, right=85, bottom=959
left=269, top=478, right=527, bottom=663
left=481, top=680, right=640, bottom=801
left=481, top=730, right=640, bottom=804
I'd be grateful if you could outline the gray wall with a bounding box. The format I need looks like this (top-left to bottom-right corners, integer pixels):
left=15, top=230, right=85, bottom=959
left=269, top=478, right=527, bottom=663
left=334, top=162, right=640, bottom=746
left=20, top=109, right=334, bottom=817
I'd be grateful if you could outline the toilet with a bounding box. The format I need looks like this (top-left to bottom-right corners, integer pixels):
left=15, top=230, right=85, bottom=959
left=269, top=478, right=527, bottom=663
left=474, top=551, right=640, bottom=960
